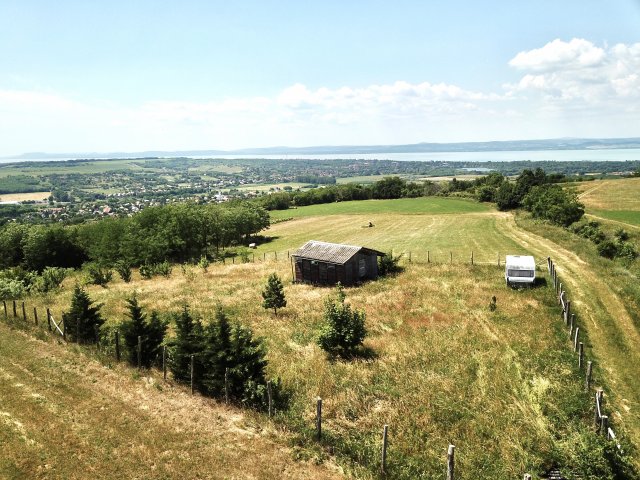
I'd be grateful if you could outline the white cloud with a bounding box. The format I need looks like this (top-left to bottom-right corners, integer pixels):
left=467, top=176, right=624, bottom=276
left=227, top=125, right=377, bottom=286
left=506, top=39, right=640, bottom=111
left=1, top=39, right=639, bottom=155
left=509, top=38, right=605, bottom=72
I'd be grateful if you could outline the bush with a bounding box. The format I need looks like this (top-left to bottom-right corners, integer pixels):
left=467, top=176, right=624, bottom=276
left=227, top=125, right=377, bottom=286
left=37, top=267, right=68, bottom=292
left=139, top=261, right=172, bottom=279
left=476, top=185, right=497, bottom=202
left=114, top=261, right=132, bottom=282
left=617, top=241, right=638, bottom=260
left=317, top=284, right=367, bottom=357
left=139, top=263, right=154, bottom=279
left=378, top=251, right=402, bottom=276
left=198, top=255, right=210, bottom=272
left=62, top=285, right=104, bottom=343
left=0, top=278, right=26, bottom=300
left=571, top=221, right=606, bottom=244
left=523, top=184, right=584, bottom=227
left=154, top=261, right=172, bottom=277
left=597, top=240, right=619, bottom=259
left=614, top=228, right=630, bottom=242
left=86, top=263, right=113, bottom=287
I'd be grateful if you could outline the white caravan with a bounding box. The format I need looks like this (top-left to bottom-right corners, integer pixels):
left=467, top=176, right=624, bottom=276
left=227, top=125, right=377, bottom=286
left=505, top=255, right=536, bottom=286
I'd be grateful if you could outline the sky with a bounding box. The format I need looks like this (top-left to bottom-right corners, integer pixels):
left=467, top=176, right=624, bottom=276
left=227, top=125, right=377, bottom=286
left=1, top=0, right=639, bottom=156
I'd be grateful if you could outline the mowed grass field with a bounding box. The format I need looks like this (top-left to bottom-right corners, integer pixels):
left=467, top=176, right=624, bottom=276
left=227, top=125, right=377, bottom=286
left=2, top=197, right=616, bottom=479
left=270, top=197, right=489, bottom=219
left=574, top=177, right=640, bottom=227
left=266, top=198, right=520, bottom=265
left=0, top=191, right=50, bottom=202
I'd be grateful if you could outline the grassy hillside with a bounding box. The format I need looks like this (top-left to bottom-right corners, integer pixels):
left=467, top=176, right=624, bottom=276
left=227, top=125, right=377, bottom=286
left=0, top=322, right=341, bottom=480
left=574, top=177, right=640, bottom=228
left=515, top=213, right=640, bottom=456
left=3, top=199, right=630, bottom=479
left=269, top=197, right=489, bottom=220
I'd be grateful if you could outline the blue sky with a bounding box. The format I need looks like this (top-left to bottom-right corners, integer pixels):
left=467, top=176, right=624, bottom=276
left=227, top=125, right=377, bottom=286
left=1, top=1, right=639, bottom=155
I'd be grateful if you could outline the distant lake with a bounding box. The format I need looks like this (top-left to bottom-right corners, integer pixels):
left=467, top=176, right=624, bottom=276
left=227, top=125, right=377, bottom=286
left=3, top=148, right=640, bottom=164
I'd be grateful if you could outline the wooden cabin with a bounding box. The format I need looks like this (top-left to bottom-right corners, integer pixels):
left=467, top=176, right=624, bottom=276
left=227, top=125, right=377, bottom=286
left=292, top=240, right=385, bottom=286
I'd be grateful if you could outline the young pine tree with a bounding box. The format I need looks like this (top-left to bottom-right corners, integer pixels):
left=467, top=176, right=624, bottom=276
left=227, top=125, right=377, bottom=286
left=261, top=273, right=286, bottom=316
left=317, top=283, right=367, bottom=357
left=200, top=304, right=233, bottom=397
left=62, top=285, right=104, bottom=343
left=229, top=322, right=268, bottom=403
left=121, top=295, right=166, bottom=368
left=169, top=305, right=204, bottom=386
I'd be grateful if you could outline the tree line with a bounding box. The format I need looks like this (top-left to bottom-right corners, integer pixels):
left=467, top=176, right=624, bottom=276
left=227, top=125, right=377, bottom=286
left=258, top=170, right=585, bottom=227
left=0, top=201, right=269, bottom=272
left=60, top=284, right=283, bottom=411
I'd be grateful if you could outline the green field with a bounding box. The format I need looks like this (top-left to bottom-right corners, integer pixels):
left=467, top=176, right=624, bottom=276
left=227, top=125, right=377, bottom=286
left=574, top=177, right=640, bottom=229
left=336, top=175, right=390, bottom=184
left=590, top=209, right=640, bottom=227
left=263, top=213, right=523, bottom=265
left=2, top=196, right=637, bottom=479
left=270, top=197, right=489, bottom=220
left=0, top=159, right=147, bottom=177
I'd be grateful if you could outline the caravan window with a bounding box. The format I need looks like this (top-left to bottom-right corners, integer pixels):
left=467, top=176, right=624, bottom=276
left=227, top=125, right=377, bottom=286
left=507, top=269, right=534, bottom=278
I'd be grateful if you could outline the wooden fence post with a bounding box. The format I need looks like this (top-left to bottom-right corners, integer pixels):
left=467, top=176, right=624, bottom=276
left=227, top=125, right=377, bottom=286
left=263, top=252, right=266, bottom=261
left=427, top=250, right=430, bottom=263
left=498, top=252, right=501, bottom=267
left=447, top=444, right=455, bottom=480
left=408, top=251, right=412, bottom=263
left=381, top=424, right=389, bottom=475
left=3, top=300, right=6, bottom=319
left=13, top=300, right=17, bottom=317
left=275, top=251, right=277, bottom=261
left=33, top=307, right=38, bottom=326
left=450, top=251, right=453, bottom=264
left=601, top=415, right=609, bottom=436
left=568, top=323, right=573, bottom=340
left=162, top=345, right=167, bottom=380
left=46, top=308, right=51, bottom=331
left=578, top=342, right=584, bottom=369
left=471, top=251, right=474, bottom=266
left=586, top=361, right=593, bottom=392
left=190, top=354, right=195, bottom=395
left=316, top=397, right=322, bottom=440
left=115, top=331, right=121, bottom=362
left=595, top=390, right=603, bottom=428
left=566, top=300, right=571, bottom=324
left=137, top=335, right=142, bottom=370
left=558, top=283, right=563, bottom=303
left=267, top=380, right=273, bottom=418
left=22, top=302, right=26, bottom=321
left=574, top=327, right=580, bottom=352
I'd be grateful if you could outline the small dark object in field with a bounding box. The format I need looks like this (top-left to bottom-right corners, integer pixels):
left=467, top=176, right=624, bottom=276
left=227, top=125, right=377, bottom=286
left=368, top=221, right=374, bottom=227
left=489, top=296, right=497, bottom=311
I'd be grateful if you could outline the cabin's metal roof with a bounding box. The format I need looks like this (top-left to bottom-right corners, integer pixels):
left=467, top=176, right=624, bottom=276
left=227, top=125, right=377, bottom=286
left=292, top=240, right=384, bottom=264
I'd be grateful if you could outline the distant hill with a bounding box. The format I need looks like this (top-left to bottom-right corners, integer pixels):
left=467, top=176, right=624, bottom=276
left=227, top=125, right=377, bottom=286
left=5, top=137, right=640, bottom=160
